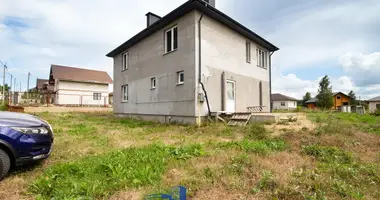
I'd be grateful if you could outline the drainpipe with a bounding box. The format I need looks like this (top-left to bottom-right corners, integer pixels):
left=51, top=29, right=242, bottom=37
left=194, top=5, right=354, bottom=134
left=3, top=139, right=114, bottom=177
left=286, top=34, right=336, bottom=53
left=269, top=51, right=275, bottom=113
left=198, top=13, right=212, bottom=119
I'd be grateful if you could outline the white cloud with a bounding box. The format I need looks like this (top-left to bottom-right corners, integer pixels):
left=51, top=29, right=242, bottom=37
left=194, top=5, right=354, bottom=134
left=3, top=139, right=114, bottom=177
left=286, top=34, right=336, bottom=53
left=0, top=0, right=195, bottom=91
left=339, top=52, right=380, bottom=86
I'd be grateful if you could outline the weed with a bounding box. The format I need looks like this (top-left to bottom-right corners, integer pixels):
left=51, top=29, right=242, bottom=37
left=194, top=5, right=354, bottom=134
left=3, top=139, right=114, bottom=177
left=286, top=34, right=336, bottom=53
left=30, top=144, right=205, bottom=199
left=0, top=104, right=8, bottom=111
left=230, top=153, right=250, bottom=175
left=302, top=145, right=352, bottom=164
left=251, top=170, right=278, bottom=193
left=245, top=123, right=269, bottom=140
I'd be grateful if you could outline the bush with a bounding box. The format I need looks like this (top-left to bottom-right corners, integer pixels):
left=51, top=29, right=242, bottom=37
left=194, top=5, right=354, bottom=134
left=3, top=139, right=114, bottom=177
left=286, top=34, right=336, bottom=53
left=371, top=108, right=380, bottom=116
left=0, top=104, right=8, bottom=111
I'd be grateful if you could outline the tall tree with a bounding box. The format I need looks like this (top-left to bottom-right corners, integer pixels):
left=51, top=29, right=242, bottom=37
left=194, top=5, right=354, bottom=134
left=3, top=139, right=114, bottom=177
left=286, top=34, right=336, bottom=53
left=348, top=90, right=357, bottom=106
left=316, top=75, right=334, bottom=109
left=302, top=92, right=311, bottom=106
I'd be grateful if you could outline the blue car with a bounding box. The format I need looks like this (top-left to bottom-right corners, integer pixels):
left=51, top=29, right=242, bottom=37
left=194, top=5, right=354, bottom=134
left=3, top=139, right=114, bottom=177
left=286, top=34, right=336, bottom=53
left=0, top=111, right=54, bottom=180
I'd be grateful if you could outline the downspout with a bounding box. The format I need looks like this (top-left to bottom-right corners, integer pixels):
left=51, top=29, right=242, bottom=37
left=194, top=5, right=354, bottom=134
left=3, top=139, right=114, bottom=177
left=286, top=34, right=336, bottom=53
left=269, top=51, right=274, bottom=113
left=198, top=13, right=212, bottom=118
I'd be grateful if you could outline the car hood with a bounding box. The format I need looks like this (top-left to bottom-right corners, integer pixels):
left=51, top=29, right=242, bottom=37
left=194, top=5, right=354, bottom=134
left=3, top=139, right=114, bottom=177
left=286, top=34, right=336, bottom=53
left=0, top=111, right=49, bottom=127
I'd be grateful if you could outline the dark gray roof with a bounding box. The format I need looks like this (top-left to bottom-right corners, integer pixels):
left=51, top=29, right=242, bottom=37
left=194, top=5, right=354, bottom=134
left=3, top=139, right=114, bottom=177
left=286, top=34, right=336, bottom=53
left=305, top=97, right=317, bottom=104
left=106, top=0, right=279, bottom=57
left=271, top=93, right=298, bottom=101
left=368, top=96, right=380, bottom=102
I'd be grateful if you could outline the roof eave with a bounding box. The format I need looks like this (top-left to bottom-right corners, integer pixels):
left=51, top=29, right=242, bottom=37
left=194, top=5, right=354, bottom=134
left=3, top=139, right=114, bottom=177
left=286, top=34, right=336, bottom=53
left=106, top=0, right=279, bottom=57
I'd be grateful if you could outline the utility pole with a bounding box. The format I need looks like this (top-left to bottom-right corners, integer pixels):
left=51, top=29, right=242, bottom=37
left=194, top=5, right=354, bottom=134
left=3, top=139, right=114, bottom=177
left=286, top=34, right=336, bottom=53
left=9, top=74, right=12, bottom=105
left=1, top=64, right=6, bottom=105
left=27, top=72, right=31, bottom=103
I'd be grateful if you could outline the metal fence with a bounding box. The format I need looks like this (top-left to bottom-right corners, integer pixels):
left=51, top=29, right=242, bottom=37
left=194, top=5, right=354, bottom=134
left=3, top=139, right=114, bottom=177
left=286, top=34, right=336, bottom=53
left=2, top=91, right=111, bottom=107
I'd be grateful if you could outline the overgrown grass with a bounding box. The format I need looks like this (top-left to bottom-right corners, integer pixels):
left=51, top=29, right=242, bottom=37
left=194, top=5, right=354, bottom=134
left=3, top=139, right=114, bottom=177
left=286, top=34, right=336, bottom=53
left=294, top=144, right=380, bottom=199
left=30, top=144, right=205, bottom=199
left=217, top=139, right=287, bottom=155
left=308, top=112, right=380, bottom=135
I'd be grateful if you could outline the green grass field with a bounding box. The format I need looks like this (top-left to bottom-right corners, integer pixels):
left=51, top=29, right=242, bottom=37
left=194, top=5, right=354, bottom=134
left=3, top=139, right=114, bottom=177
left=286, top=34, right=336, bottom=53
left=0, top=111, right=379, bottom=199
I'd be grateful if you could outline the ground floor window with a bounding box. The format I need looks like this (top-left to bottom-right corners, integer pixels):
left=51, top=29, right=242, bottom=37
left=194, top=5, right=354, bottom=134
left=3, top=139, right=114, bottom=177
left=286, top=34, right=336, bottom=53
left=93, top=93, right=101, bottom=100
left=281, top=102, right=285, bottom=106
left=122, top=85, right=128, bottom=102
left=376, top=104, right=380, bottom=109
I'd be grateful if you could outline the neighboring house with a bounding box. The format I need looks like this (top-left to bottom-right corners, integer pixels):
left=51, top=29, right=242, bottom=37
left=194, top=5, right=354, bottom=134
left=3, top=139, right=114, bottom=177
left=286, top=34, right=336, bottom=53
left=305, top=92, right=351, bottom=110
left=109, top=92, right=114, bottom=104
left=48, top=65, right=113, bottom=106
left=368, top=96, right=380, bottom=112
left=271, top=93, right=298, bottom=110
left=107, top=0, right=278, bottom=125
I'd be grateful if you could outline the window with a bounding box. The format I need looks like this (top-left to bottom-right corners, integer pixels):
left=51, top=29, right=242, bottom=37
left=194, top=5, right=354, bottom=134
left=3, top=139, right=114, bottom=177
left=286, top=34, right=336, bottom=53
left=256, top=48, right=267, bottom=69
left=376, top=104, right=380, bottom=109
left=151, top=77, right=156, bottom=89
left=337, top=96, right=341, bottom=99
left=294, top=102, right=296, bottom=106
left=93, top=93, right=101, bottom=100
left=177, top=71, right=184, bottom=85
left=246, top=41, right=251, bottom=63
left=165, top=26, right=178, bottom=53
left=122, top=85, right=128, bottom=102
left=281, top=102, right=285, bottom=106
left=122, top=52, right=129, bottom=70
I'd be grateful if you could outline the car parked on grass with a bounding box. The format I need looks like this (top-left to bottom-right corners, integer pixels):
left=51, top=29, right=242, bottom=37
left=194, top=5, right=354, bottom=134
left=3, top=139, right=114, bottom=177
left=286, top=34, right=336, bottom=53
left=0, top=111, right=54, bottom=180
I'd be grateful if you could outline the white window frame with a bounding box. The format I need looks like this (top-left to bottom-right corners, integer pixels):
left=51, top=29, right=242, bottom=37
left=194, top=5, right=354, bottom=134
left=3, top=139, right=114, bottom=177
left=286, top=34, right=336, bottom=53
left=122, top=52, right=129, bottom=71
left=246, top=41, right=251, bottom=63
left=151, top=77, right=156, bottom=89
left=177, top=71, right=184, bottom=85
left=122, top=84, right=128, bottom=102
left=165, top=26, right=178, bottom=53
left=256, top=48, right=267, bottom=69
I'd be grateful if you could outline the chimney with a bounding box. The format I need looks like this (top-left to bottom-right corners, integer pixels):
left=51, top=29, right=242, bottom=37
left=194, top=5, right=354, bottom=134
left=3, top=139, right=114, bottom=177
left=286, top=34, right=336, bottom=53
left=146, top=12, right=161, bottom=27
left=203, top=0, right=215, bottom=7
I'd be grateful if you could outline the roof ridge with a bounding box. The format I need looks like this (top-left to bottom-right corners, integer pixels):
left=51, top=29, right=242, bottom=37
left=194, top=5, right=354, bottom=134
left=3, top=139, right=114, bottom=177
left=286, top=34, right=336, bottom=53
left=51, top=64, right=109, bottom=73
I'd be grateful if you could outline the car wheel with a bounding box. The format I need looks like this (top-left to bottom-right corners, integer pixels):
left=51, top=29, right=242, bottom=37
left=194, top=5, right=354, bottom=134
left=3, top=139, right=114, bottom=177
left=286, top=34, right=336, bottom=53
left=0, top=149, right=11, bottom=181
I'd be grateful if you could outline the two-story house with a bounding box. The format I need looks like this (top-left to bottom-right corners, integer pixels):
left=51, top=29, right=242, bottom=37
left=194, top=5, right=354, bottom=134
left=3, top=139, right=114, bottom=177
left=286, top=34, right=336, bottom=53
left=107, top=0, right=279, bottom=125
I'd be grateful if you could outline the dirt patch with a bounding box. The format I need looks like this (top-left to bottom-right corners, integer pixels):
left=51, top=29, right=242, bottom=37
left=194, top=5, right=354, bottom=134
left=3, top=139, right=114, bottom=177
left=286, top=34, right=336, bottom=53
left=192, top=186, right=265, bottom=200
left=255, top=152, right=313, bottom=184
left=268, top=114, right=316, bottom=136
left=0, top=177, right=32, bottom=200
left=109, top=189, right=144, bottom=200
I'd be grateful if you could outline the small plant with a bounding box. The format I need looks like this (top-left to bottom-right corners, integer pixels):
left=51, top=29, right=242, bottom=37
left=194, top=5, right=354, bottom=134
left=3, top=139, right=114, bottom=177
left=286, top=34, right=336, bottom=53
left=302, top=145, right=352, bottom=164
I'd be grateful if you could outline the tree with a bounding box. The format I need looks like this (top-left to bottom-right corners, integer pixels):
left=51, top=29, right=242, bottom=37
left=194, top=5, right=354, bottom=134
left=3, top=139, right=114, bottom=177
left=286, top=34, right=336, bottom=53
left=316, top=75, right=334, bottom=109
left=0, top=84, right=10, bottom=94
left=348, top=90, right=357, bottom=106
left=302, top=92, right=311, bottom=106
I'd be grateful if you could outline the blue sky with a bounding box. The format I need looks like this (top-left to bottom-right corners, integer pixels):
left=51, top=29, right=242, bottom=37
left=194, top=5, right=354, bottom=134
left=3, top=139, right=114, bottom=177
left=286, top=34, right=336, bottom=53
left=1, top=0, right=379, bottom=99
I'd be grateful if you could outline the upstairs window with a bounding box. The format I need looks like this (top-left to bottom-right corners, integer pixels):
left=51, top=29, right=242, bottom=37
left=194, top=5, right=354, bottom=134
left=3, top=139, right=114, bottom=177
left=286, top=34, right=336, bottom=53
left=337, top=96, right=341, bottom=99
left=246, top=41, right=251, bottom=63
left=165, top=26, right=178, bottom=53
left=122, top=52, right=129, bottom=71
left=256, top=48, right=267, bottom=69
left=151, top=77, right=156, bottom=89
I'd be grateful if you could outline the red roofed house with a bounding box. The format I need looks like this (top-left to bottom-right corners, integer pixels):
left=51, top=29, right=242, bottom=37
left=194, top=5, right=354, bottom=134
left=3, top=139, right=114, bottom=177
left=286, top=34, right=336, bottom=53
left=48, top=65, right=113, bottom=106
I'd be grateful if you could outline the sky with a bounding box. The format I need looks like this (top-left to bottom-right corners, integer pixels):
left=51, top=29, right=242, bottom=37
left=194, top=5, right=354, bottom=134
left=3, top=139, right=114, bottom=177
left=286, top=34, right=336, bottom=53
left=0, top=0, right=379, bottom=100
